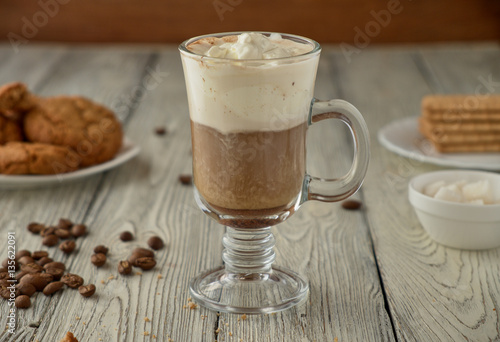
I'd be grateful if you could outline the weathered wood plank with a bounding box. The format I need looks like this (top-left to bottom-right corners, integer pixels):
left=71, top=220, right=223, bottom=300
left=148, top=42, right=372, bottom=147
left=328, top=43, right=500, bottom=341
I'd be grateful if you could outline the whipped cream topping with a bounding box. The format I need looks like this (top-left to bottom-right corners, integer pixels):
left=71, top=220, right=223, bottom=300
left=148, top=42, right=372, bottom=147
left=188, top=33, right=313, bottom=59
left=181, top=33, right=319, bottom=133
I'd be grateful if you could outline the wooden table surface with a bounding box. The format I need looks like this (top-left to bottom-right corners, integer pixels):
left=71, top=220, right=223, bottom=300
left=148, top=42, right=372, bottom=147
left=0, top=42, right=499, bottom=342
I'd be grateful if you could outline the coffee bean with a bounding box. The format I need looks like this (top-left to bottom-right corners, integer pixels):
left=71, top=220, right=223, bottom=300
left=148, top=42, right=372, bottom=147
left=31, top=251, right=49, bottom=260
left=341, top=200, right=362, bottom=211
left=118, top=260, right=132, bottom=275
left=93, top=245, right=108, bottom=255
left=43, top=281, right=64, bottom=296
left=36, top=257, right=53, bottom=267
left=45, top=267, right=64, bottom=281
left=147, top=236, right=164, bottom=250
left=42, top=234, right=59, bottom=247
left=120, top=231, right=134, bottom=241
left=43, top=262, right=65, bottom=271
left=57, top=218, right=73, bottom=230
left=15, top=250, right=31, bottom=260
left=21, top=263, right=44, bottom=274
left=15, top=294, right=31, bottom=308
left=78, top=284, right=96, bottom=298
left=0, top=267, right=6, bottom=273
left=16, top=271, right=29, bottom=281
left=71, top=224, right=87, bottom=238
left=40, top=227, right=56, bottom=237
left=61, top=274, right=84, bottom=289
left=27, top=222, right=45, bottom=234
left=54, top=228, right=71, bottom=239
left=91, top=253, right=106, bottom=267
left=0, top=272, right=9, bottom=280
left=178, top=174, right=192, bottom=185
left=21, top=273, right=53, bottom=291
left=15, top=295, right=31, bottom=308
left=128, top=248, right=155, bottom=266
left=131, top=248, right=155, bottom=258
left=18, top=256, right=35, bottom=266
left=0, top=286, right=15, bottom=299
left=59, top=240, right=76, bottom=254
left=155, top=126, right=167, bottom=135
left=135, top=257, right=156, bottom=271
left=16, top=283, right=36, bottom=297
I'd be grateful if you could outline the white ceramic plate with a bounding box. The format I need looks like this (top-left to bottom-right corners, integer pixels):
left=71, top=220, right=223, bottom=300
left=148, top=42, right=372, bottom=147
left=378, top=117, right=500, bottom=171
left=0, top=138, right=140, bottom=189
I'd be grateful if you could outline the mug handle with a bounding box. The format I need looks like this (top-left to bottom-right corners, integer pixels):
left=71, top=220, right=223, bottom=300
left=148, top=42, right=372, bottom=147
left=302, top=99, right=370, bottom=203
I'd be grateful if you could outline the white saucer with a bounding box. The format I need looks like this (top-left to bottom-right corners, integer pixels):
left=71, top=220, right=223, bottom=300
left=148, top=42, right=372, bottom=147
left=0, top=137, right=140, bottom=189
left=378, top=117, right=500, bottom=171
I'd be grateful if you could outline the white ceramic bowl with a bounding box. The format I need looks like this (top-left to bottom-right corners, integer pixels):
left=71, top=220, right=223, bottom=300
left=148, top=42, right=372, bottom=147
left=409, top=170, right=500, bottom=250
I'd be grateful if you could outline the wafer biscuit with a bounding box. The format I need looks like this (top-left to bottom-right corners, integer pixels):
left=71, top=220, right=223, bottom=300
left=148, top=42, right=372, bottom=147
left=420, top=94, right=500, bottom=153
left=419, top=117, right=500, bottom=133
left=422, top=94, right=500, bottom=113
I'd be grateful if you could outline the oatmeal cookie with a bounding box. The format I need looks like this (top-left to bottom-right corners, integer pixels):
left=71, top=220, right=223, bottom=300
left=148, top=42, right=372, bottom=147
left=0, top=115, right=23, bottom=144
left=24, top=96, right=123, bottom=167
left=0, top=82, right=36, bottom=120
left=0, top=142, right=79, bottom=175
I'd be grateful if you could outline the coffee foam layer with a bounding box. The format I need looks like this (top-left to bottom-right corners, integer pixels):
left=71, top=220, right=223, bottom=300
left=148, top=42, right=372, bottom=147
left=182, top=34, right=319, bottom=134
left=187, top=33, right=313, bottom=60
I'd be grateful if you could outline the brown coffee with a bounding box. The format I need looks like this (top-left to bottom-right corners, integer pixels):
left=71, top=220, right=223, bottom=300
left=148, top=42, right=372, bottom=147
left=191, top=120, right=307, bottom=215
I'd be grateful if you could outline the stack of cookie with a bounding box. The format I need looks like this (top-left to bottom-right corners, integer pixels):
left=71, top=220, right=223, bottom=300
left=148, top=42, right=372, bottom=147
left=419, top=94, right=500, bottom=153
left=0, top=82, right=123, bottom=175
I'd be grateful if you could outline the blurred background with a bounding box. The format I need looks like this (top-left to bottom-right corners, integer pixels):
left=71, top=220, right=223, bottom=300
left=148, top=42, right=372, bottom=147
left=0, top=0, right=499, bottom=45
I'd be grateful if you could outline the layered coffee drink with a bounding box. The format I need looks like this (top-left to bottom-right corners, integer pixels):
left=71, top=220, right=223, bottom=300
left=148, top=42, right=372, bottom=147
left=182, top=33, right=318, bottom=226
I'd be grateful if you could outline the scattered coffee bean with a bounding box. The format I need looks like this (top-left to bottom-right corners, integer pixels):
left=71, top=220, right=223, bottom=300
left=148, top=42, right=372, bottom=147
left=120, top=231, right=134, bottom=241
left=42, top=234, right=59, bottom=247
left=43, top=262, right=65, bottom=271
left=128, top=248, right=155, bottom=266
left=45, top=267, right=64, bottom=281
left=78, top=284, right=96, bottom=298
left=341, top=200, right=363, bottom=211
left=59, top=240, right=76, bottom=254
left=90, top=253, right=106, bottom=267
left=71, top=224, right=87, bottom=238
left=0, top=272, right=8, bottom=280
left=21, top=263, right=43, bottom=274
left=57, top=218, right=73, bottom=230
left=54, top=228, right=71, bottom=239
left=155, top=126, right=167, bottom=135
left=15, top=295, right=31, bottom=309
left=61, top=274, right=84, bottom=289
left=147, top=236, right=164, bottom=250
left=40, top=227, right=56, bottom=237
left=118, top=260, right=132, bottom=275
left=27, top=222, right=45, bottom=234
left=20, top=273, right=53, bottom=291
left=135, top=257, right=156, bottom=271
left=0, top=267, right=6, bottom=273
left=43, top=281, right=64, bottom=296
left=16, top=283, right=36, bottom=297
left=15, top=271, right=29, bottom=281
left=15, top=250, right=31, bottom=260
left=178, top=174, right=192, bottom=185
left=18, top=256, right=35, bottom=266
left=36, top=257, right=53, bottom=267
left=93, top=245, right=108, bottom=255
left=31, top=251, right=49, bottom=260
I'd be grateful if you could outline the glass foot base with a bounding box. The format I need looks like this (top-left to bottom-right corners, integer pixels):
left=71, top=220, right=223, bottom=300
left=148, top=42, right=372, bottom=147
left=189, top=266, right=309, bottom=314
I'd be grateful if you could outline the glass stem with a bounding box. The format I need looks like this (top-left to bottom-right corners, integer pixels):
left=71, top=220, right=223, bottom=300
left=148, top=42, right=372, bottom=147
left=222, top=226, right=276, bottom=276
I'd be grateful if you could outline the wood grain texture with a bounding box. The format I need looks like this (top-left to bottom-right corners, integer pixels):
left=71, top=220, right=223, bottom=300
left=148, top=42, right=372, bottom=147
left=0, top=43, right=499, bottom=342
left=0, top=0, right=499, bottom=44
left=324, top=43, right=500, bottom=341
left=0, top=45, right=393, bottom=341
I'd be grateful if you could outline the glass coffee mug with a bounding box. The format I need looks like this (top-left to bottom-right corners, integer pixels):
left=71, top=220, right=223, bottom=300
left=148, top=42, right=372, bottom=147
left=179, top=32, right=370, bottom=314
